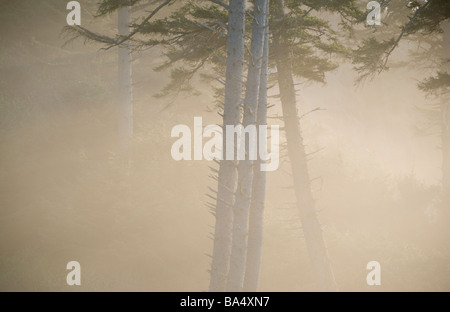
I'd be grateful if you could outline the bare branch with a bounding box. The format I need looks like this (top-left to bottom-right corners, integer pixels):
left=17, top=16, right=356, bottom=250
left=197, top=21, right=227, bottom=37
left=299, top=107, right=326, bottom=120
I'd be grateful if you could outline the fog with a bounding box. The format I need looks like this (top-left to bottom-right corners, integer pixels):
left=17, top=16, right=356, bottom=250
left=0, top=0, right=449, bottom=292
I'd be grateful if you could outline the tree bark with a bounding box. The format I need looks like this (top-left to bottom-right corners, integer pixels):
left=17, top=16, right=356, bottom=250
left=243, top=0, right=270, bottom=292
left=209, top=0, right=246, bottom=292
left=227, top=0, right=268, bottom=292
left=118, top=6, right=133, bottom=158
left=273, top=0, right=337, bottom=292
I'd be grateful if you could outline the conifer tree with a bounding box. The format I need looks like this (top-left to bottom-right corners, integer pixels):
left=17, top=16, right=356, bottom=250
left=64, top=0, right=364, bottom=291
left=139, top=0, right=363, bottom=291
left=353, top=0, right=450, bottom=221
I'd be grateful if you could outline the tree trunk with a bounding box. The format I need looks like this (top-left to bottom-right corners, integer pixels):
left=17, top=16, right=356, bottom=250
left=443, top=99, right=450, bottom=211
left=441, top=21, right=450, bottom=216
left=273, top=0, right=337, bottom=292
left=118, top=6, right=133, bottom=158
left=243, top=0, right=270, bottom=292
left=209, top=0, right=246, bottom=292
left=227, top=0, right=268, bottom=292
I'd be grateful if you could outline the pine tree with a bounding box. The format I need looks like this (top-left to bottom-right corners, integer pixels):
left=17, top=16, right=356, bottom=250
left=353, top=0, right=450, bottom=221
left=271, top=0, right=335, bottom=291
left=64, top=0, right=364, bottom=291
left=418, top=20, right=450, bottom=216
left=142, top=0, right=363, bottom=291
left=63, top=0, right=174, bottom=158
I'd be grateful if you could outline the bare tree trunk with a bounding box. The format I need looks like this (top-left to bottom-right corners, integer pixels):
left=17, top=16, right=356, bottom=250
left=243, top=0, right=270, bottom=292
left=273, top=0, right=337, bottom=292
left=209, top=0, right=246, bottom=292
left=442, top=21, right=450, bottom=216
left=118, top=6, right=133, bottom=158
left=227, top=0, right=268, bottom=292
left=443, top=99, right=450, bottom=211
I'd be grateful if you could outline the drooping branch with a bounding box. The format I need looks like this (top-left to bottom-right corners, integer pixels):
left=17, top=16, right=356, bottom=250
left=64, top=0, right=173, bottom=49
left=62, top=25, right=117, bottom=46
left=381, top=0, right=433, bottom=69
left=109, top=0, right=174, bottom=49
left=352, top=0, right=436, bottom=84
left=197, top=21, right=227, bottom=37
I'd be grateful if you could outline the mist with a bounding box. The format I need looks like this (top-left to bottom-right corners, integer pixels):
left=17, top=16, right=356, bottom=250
left=0, top=0, right=449, bottom=292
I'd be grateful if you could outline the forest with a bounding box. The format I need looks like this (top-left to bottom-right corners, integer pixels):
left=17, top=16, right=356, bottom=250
left=0, top=0, right=449, bottom=292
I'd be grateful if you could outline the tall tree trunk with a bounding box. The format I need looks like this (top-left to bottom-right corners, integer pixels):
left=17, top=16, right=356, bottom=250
left=273, top=0, right=337, bottom=292
left=118, top=6, right=133, bottom=158
left=441, top=21, right=450, bottom=216
left=209, top=0, right=246, bottom=292
left=443, top=99, right=450, bottom=211
left=227, top=0, right=268, bottom=292
left=243, top=0, right=270, bottom=292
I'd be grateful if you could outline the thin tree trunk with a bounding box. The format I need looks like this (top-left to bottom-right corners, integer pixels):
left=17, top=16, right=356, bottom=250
left=273, top=0, right=337, bottom=292
left=209, top=0, right=246, bottom=292
left=441, top=21, right=450, bottom=215
left=243, top=0, right=270, bottom=292
left=227, top=0, right=268, bottom=292
left=118, top=6, right=133, bottom=158
left=442, top=99, right=450, bottom=211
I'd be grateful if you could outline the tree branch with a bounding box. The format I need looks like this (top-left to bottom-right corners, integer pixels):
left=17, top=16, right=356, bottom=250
left=64, top=0, right=173, bottom=50
left=382, top=0, right=433, bottom=69
left=197, top=21, right=227, bottom=37
left=108, top=0, right=173, bottom=50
